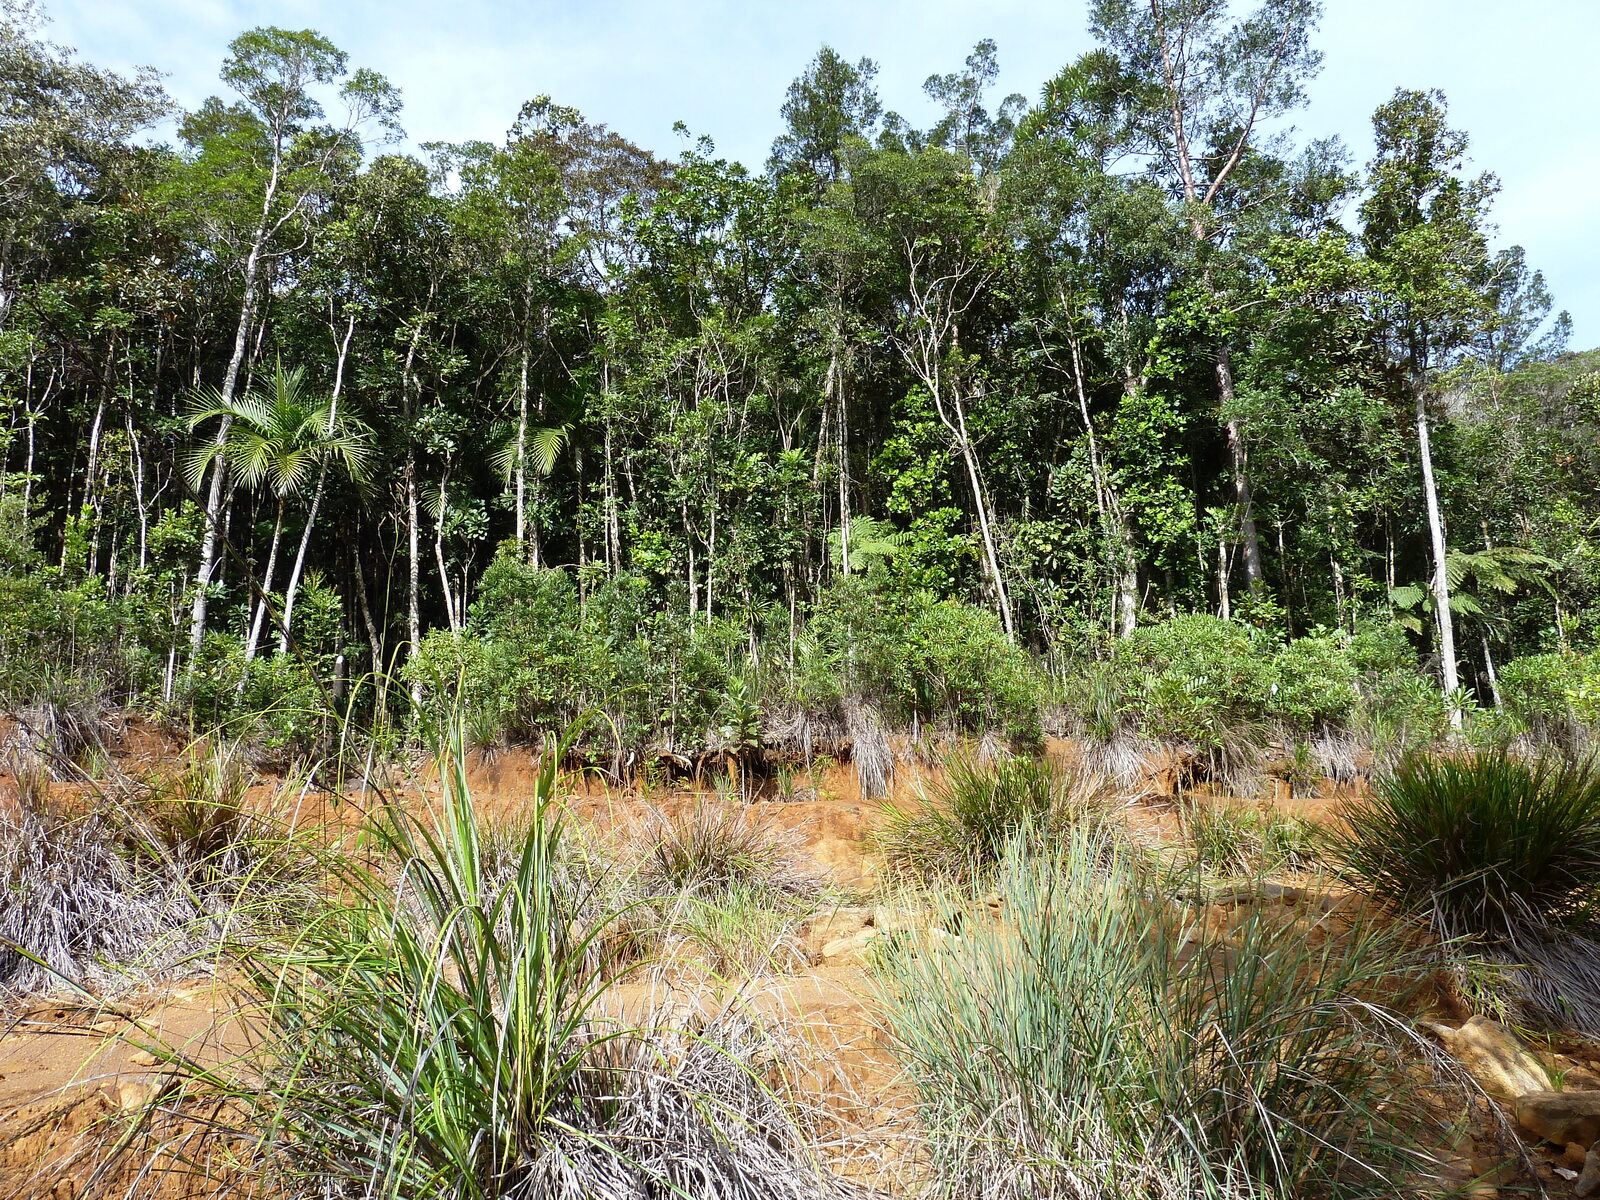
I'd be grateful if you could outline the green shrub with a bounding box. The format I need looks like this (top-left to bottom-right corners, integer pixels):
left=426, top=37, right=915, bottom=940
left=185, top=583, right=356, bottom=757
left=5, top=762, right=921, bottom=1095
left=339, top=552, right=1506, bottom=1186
left=800, top=578, right=1046, bottom=741
left=1497, top=652, right=1600, bottom=747
left=1267, top=631, right=1359, bottom=730
left=1116, top=615, right=1272, bottom=743
left=877, top=834, right=1472, bottom=1199
left=1325, top=751, right=1600, bottom=940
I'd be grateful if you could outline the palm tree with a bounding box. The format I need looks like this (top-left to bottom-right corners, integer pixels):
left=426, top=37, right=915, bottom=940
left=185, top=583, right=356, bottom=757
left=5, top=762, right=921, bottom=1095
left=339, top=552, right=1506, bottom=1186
left=185, top=365, right=374, bottom=664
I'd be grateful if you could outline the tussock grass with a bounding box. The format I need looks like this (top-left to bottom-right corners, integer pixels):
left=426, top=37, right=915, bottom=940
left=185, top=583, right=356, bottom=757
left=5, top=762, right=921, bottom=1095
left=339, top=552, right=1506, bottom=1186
left=149, top=729, right=850, bottom=1199
left=878, top=754, right=1108, bottom=885
left=1183, top=800, right=1316, bottom=877
left=0, top=792, right=200, bottom=998
left=1326, top=750, right=1600, bottom=939
left=1326, top=749, right=1600, bottom=1032
left=876, top=833, right=1484, bottom=1199
left=0, top=739, right=325, bottom=1003
left=638, top=800, right=816, bottom=899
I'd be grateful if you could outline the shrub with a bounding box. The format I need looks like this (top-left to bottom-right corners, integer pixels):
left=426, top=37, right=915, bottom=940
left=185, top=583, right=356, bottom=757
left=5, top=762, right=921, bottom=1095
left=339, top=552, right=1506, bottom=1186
left=879, top=754, right=1104, bottom=884
left=877, top=834, right=1479, bottom=1200
left=1497, top=652, right=1600, bottom=748
left=799, top=578, right=1047, bottom=742
left=1267, top=631, right=1359, bottom=730
left=147, top=733, right=846, bottom=1199
left=1325, top=751, right=1600, bottom=940
left=1116, top=615, right=1272, bottom=745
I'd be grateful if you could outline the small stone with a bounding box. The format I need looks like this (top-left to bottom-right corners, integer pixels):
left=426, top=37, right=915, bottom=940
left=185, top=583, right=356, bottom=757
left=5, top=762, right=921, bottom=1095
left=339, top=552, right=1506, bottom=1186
left=126, top=1049, right=158, bottom=1067
left=1563, top=1142, right=1590, bottom=1167
left=1515, top=1091, right=1600, bottom=1147
left=820, top=926, right=880, bottom=965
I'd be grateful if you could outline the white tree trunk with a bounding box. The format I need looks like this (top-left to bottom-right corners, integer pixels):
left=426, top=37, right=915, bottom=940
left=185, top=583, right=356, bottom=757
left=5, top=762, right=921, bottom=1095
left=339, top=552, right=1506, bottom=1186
left=1415, top=384, right=1461, bottom=722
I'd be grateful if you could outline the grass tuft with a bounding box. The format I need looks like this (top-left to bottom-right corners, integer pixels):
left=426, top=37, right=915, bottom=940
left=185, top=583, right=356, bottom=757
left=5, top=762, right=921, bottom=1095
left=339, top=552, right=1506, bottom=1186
left=1325, top=750, right=1600, bottom=939
left=638, top=800, right=815, bottom=898
left=877, top=833, right=1487, bottom=1199
left=878, top=753, right=1107, bottom=885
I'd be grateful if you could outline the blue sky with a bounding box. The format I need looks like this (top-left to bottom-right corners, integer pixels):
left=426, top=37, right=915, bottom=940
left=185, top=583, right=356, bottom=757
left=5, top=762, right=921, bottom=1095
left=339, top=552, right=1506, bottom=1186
left=42, top=0, right=1600, bottom=345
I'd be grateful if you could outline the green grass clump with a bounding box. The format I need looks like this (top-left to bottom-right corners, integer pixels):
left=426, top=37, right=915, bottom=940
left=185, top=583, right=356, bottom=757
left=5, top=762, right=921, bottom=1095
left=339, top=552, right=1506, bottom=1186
left=1183, top=800, right=1316, bottom=877
left=876, top=833, right=1475, bottom=1200
left=158, top=730, right=844, bottom=1200
left=879, top=754, right=1103, bottom=884
left=638, top=800, right=812, bottom=897
left=1325, top=750, right=1600, bottom=939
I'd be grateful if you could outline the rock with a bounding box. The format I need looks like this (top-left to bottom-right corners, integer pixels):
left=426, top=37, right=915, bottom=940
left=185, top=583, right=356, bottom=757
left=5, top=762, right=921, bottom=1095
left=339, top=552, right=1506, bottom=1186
left=819, top=926, right=880, bottom=965
left=126, top=1048, right=158, bottom=1067
left=1515, top=1091, right=1600, bottom=1147
left=1426, top=1016, right=1553, bottom=1100
left=799, top=906, right=872, bottom=961
left=871, top=904, right=922, bottom=936
left=1580, top=1146, right=1600, bottom=1198
left=115, top=1073, right=171, bottom=1111
left=1563, top=1143, right=1591, bottom=1167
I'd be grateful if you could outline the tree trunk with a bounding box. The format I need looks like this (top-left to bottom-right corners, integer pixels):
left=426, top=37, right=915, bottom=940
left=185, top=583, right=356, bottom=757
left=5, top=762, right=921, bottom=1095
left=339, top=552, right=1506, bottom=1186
left=515, top=328, right=529, bottom=552
left=948, top=392, right=1015, bottom=639
left=1414, top=382, right=1461, bottom=722
left=1216, top=348, right=1265, bottom=596
left=1069, top=332, right=1137, bottom=636
left=434, top=474, right=459, bottom=634
left=405, top=451, right=422, bottom=708
left=277, top=312, right=355, bottom=654
left=188, top=211, right=274, bottom=663
left=243, top=498, right=286, bottom=665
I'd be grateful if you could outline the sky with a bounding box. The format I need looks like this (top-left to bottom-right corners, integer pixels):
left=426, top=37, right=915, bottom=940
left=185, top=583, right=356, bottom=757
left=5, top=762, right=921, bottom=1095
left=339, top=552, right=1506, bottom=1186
left=38, top=0, right=1600, bottom=345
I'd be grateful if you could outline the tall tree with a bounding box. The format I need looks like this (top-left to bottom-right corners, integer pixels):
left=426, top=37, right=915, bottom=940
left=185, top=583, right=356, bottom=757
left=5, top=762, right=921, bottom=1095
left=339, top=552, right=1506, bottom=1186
left=181, top=26, right=397, bottom=662
left=1091, top=0, right=1323, bottom=598
left=1361, top=87, right=1499, bottom=715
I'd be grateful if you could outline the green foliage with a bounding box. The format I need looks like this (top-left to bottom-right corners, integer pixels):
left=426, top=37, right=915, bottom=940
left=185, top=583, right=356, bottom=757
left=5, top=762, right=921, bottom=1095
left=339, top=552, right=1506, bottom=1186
left=1326, top=751, right=1600, bottom=939
left=801, top=578, right=1046, bottom=741
left=1496, top=651, right=1600, bottom=746
left=877, top=833, right=1468, bottom=1199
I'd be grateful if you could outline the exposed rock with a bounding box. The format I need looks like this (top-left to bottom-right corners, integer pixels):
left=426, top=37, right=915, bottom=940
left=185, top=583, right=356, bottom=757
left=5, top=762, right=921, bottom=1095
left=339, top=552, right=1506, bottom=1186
left=798, top=906, right=873, bottom=962
left=1515, top=1091, right=1600, bottom=1147
left=1425, top=1016, right=1553, bottom=1100
left=819, top=927, right=880, bottom=966
left=1579, top=1145, right=1600, bottom=1198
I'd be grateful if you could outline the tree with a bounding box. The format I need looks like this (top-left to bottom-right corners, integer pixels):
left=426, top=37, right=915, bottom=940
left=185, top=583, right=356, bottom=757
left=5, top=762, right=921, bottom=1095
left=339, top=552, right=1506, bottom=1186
left=181, top=27, right=397, bottom=664
left=1090, top=0, right=1324, bottom=598
left=768, top=46, right=882, bottom=186
left=1361, top=87, right=1499, bottom=718
left=185, top=364, right=373, bottom=664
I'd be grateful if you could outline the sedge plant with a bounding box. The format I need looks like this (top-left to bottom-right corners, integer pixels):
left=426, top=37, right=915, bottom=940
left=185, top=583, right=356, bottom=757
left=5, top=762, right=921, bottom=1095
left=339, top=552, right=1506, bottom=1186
left=876, top=832, right=1487, bottom=1200
left=147, top=718, right=848, bottom=1200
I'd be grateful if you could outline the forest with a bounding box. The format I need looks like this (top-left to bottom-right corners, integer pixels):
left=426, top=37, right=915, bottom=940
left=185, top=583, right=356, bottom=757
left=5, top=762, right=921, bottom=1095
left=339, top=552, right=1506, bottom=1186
left=2, top=0, right=1596, bottom=777
left=17, top=2, right=1600, bottom=1198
